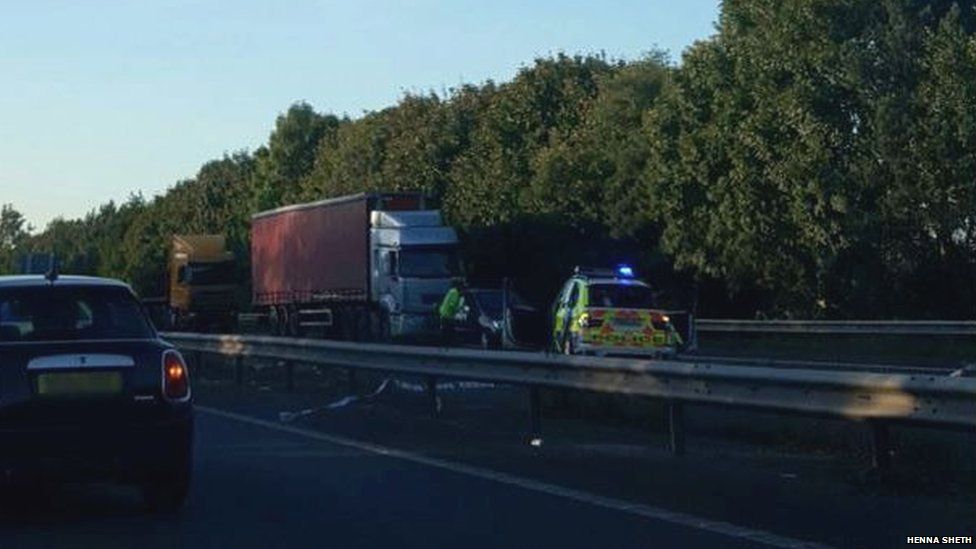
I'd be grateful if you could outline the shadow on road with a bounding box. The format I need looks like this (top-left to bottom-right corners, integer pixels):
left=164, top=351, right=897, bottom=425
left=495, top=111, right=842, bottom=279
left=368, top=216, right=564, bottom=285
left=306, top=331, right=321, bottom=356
left=0, top=483, right=156, bottom=525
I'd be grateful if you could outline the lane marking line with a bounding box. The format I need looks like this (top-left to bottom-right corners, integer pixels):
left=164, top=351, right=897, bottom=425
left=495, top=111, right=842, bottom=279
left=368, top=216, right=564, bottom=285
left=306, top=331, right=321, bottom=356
left=198, top=405, right=833, bottom=549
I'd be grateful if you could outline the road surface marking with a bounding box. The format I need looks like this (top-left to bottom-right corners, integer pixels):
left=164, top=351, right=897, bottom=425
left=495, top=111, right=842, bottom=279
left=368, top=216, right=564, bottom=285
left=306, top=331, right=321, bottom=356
left=198, top=405, right=833, bottom=549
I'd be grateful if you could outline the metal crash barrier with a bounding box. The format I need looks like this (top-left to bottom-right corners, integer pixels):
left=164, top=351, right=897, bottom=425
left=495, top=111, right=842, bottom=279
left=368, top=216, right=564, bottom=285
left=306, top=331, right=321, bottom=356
left=696, top=319, right=976, bottom=337
left=163, top=332, right=976, bottom=469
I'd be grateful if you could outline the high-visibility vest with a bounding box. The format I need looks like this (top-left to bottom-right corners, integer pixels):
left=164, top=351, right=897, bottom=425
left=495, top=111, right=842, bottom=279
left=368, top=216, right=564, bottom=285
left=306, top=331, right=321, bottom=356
left=438, top=288, right=461, bottom=319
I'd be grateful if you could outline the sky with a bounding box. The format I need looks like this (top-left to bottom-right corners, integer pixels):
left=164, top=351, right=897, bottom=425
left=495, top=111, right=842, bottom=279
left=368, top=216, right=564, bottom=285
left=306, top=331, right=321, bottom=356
left=0, top=0, right=720, bottom=230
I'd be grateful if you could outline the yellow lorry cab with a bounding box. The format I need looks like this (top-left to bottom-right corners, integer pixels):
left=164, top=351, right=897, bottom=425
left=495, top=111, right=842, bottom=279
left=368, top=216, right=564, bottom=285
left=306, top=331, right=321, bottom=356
left=551, top=266, right=682, bottom=357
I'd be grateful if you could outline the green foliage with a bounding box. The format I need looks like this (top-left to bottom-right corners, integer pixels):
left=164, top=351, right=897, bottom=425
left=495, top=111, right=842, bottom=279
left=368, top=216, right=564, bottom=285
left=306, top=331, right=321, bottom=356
left=645, top=0, right=976, bottom=318
left=530, top=54, right=670, bottom=235
left=446, top=54, right=613, bottom=228
left=0, top=204, right=31, bottom=273
left=253, top=103, right=341, bottom=209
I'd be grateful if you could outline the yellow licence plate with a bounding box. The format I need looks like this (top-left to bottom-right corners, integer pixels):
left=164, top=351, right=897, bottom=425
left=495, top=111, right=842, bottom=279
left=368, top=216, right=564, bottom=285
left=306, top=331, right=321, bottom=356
left=36, top=371, right=123, bottom=397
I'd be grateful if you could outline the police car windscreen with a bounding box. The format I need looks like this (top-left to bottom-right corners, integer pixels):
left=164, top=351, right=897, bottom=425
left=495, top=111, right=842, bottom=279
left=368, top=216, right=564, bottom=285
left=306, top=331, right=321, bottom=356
left=589, top=284, right=655, bottom=309
left=0, top=286, right=155, bottom=342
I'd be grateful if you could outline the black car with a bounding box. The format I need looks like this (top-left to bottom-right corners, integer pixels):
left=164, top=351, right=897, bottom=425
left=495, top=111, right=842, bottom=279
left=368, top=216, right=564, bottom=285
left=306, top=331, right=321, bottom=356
left=442, top=287, right=546, bottom=349
left=0, top=275, right=193, bottom=511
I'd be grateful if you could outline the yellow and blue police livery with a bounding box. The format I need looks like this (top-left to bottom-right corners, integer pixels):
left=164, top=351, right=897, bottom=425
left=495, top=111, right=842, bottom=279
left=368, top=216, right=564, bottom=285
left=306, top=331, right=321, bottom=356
left=551, top=266, right=683, bottom=358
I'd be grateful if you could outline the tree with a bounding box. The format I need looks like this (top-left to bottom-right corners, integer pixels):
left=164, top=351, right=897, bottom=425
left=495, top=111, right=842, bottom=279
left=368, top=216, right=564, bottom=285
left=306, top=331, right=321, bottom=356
left=252, top=103, right=340, bottom=210
left=529, top=53, right=670, bottom=236
left=644, top=0, right=976, bottom=317
left=0, top=204, right=31, bottom=273
left=446, top=54, right=612, bottom=228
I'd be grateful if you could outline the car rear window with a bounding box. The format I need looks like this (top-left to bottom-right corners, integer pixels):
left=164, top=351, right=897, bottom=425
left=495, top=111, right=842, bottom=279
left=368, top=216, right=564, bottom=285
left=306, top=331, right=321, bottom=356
left=0, top=285, right=155, bottom=342
left=588, top=283, right=656, bottom=309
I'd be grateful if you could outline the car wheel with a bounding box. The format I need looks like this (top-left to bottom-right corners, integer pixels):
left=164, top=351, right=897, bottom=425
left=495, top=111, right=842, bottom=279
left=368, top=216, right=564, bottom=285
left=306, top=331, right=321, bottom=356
left=142, top=457, right=192, bottom=514
left=481, top=332, right=501, bottom=350
left=1, top=480, right=57, bottom=509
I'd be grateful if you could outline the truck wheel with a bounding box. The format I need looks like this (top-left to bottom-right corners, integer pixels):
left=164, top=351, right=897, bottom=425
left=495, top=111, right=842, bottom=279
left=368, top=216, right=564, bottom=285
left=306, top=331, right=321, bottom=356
left=353, top=309, right=371, bottom=342
left=287, top=305, right=302, bottom=338
left=337, top=309, right=355, bottom=341
left=377, top=311, right=393, bottom=343
left=269, top=306, right=282, bottom=336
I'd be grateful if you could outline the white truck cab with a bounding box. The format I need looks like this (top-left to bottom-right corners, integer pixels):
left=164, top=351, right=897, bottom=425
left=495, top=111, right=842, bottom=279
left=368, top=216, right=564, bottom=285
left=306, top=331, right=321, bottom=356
left=370, top=209, right=460, bottom=338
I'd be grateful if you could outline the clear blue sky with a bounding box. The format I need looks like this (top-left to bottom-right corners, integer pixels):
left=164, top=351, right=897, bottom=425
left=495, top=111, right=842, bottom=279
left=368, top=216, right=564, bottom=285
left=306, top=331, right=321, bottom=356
left=0, top=0, right=719, bottom=230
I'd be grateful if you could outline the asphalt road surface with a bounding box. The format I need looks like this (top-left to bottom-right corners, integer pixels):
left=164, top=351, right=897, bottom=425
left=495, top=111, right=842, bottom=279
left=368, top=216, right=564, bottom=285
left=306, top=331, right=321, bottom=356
left=1, top=381, right=971, bottom=548
left=1, top=407, right=775, bottom=549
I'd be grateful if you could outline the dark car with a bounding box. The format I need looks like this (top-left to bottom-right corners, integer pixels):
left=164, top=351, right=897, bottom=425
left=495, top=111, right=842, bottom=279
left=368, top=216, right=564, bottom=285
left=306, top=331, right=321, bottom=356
left=0, top=275, right=193, bottom=511
left=442, top=287, right=546, bottom=349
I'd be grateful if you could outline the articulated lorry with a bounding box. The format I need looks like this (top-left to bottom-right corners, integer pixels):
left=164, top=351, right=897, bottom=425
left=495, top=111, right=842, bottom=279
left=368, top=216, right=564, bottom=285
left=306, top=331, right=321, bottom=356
left=167, top=234, right=238, bottom=330
left=251, top=193, right=460, bottom=341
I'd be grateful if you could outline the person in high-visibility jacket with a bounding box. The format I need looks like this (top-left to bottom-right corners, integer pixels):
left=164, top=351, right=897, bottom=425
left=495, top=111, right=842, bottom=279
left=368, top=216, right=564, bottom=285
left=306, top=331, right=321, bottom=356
left=438, top=279, right=466, bottom=344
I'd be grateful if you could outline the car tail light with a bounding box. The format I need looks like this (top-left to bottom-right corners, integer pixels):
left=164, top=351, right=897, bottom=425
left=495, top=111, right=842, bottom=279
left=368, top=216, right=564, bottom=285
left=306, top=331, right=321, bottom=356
left=162, top=350, right=190, bottom=400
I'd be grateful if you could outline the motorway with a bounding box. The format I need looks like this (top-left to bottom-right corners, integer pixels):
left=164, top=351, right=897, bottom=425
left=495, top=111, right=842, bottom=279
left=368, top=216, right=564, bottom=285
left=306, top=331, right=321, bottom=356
left=0, top=406, right=765, bottom=549
left=1, top=375, right=972, bottom=549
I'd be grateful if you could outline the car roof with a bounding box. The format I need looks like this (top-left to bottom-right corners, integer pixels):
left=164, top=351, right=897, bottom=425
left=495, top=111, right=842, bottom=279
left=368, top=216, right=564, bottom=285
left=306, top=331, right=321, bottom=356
left=0, top=275, right=133, bottom=290
left=571, top=276, right=651, bottom=288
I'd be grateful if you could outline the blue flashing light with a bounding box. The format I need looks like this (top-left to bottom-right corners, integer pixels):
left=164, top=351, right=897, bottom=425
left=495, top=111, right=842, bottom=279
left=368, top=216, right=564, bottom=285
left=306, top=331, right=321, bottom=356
left=616, top=265, right=634, bottom=278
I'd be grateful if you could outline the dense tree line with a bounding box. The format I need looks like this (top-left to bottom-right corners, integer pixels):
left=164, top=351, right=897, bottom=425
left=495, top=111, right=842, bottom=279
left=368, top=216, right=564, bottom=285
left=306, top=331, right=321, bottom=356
left=4, top=0, right=975, bottom=318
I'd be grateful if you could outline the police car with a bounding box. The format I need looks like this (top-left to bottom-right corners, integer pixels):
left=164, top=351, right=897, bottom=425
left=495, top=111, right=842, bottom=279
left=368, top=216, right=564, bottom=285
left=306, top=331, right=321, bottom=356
left=551, top=266, right=682, bottom=357
left=0, top=274, right=193, bottom=511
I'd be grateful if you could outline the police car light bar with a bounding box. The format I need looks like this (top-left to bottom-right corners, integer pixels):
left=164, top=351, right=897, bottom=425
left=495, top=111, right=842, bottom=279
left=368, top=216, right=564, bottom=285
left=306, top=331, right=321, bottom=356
left=574, top=265, right=636, bottom=279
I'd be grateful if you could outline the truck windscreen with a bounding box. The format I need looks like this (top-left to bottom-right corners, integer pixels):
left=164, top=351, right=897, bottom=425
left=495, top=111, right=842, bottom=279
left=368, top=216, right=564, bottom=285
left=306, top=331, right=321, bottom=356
left=399, top=248, right=459, bottom=278
left=189, top=261, right=235, bottom=285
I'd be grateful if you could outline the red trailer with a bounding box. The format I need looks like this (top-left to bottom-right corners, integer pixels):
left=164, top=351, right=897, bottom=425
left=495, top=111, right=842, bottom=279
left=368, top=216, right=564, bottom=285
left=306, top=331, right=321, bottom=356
left=252, top=195, right=371, bottom=307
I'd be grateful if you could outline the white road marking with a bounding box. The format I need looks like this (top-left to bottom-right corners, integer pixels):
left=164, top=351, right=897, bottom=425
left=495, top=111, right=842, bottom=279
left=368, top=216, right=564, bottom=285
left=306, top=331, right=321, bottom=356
left=198, top=405, right=833, bottom=549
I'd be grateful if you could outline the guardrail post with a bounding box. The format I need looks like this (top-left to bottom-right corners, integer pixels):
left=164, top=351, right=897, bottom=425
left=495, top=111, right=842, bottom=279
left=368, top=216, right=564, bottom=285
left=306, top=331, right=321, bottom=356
left=688, top=314, right=698, bottom=353
left=234, top=356, right=245, bottom=387
left=348, top=370, right=359, bottom=394
left=426, top=376, right=439, bottom=419
left=529, top=386, right=542, bottom=441
left=193, top=351, right=204, bottom=374
left=869, top=420, right=891, bottom=472
left=667, top=401, right=686, bottom=457
left=284, top=361, right=295, bottom=392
